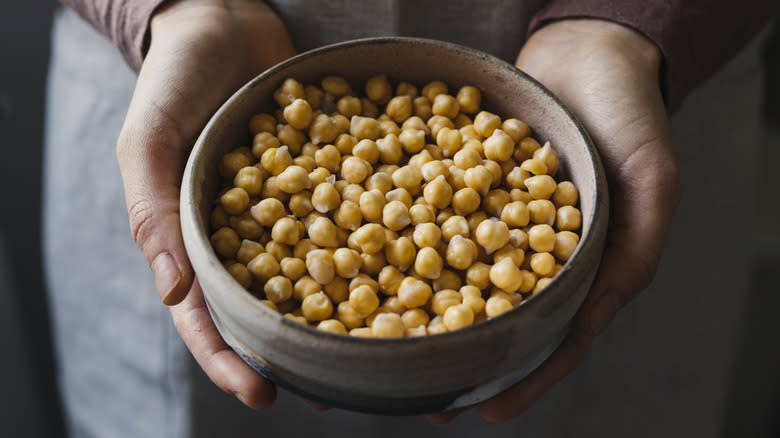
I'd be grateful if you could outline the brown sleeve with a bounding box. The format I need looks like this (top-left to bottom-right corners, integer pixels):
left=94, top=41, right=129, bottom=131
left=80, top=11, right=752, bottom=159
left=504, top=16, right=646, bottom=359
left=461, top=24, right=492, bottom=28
left=60, top=0, right=170, bottom=72
left=529, top=1, right=780, bottom=112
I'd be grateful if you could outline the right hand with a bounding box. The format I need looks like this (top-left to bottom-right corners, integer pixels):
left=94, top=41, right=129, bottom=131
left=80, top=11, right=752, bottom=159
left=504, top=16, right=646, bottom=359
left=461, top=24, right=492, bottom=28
left=116, top=0, right=296, bottom=408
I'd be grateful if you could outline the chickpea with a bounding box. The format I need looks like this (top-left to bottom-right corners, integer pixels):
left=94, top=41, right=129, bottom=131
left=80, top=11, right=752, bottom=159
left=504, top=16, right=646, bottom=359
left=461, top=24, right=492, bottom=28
left=350, top=327, right=374, bottom=337
left=230, top=212, right=264, bottom=240
left=337, top=301, right=364, bottom=330
left=556, top=205, right=582, bottom=231
left=447, top=187, right=479, bottom=216
left=352, top=223, right=387, bottom=254
left=365, top=74, right=392, bottom=104
left=236, top=240, right=264, bottom=265
left=485, top=295, right=513, bottom=318
left=349, top=284, right=380, bottom=317
left=456, top=86, right=481, bottom=114
left=420, top=160, right=449, bottom=182
left=220, top=148, right=253, bottom=179
left=551, top=181, right=578, bottom=207
left=414, top=247, right=443, bottom=279
left=365, top=172, right=393, bottom=194
left=320, top=75, right=351, bottom=97
left=350, top=116, right=381, bottom=140
left=301, top=291, right=334, bottom=322
left=249, top=113, right=277, bottom=136
left=358, top=189, right=386, bottom=222
left=394, top=81, right=417, bottom=98
left=402, top=308, right=430, bottom=330
left=271, top=216, right=302, bottom=245
left=493, top=244, right=525, bottom=266
left=280, top=257, right=306, bottom=281
left=473, top=111, right=501, bottom=138
left=275, top=165, right=311, bottom=194
left=382, top=200, right=411, bottom=231
left=466, top=261, right=491, bottom=289
left=293, top=155, right=316, bottom=172
left=340, top=183, right=365, bottom=204
left=525, top=175, right=557, bottom=200
left=391, top=165, right=423, bottom=195
left=340, top=156, right=372, bottom=184
left=427, top=115, right=455, bottom=139
left=453, top=113, right=473, bottom=129
left=399, top=129, right=426, bottom=154
left=246, top=252, right=280, bottom=281
left=261, top=176, right=290, bottom=203
left=309, top=182, right=340, bottom=214
left=514, top=137, right=541, bottom=162
left=304, top=85, right=324, bottom=109
left=467, top=211, right=488, bottom=233
left=334, top=133, right=358, bottom=155
left=499, top=117, right=528, bottom=142
left=260, top=146, right=292, bottom=176
left=273, top=78, right=305, bottom=107
left=452, top=147, right=481, bottom=170
left=421, top=80, right=448, bottom=101
left=412, top=222, right=441, bottom=249
left=483, top=189, right=511, bottom=217
left=317, top=319, right=347, bottom=335
left=422, top=175, right=453, bottom=209
left=528, top=252, right=555, bottom=277
left=427, top=315, right=448, bottom=335
left=210, top=205, right=229, bottom=229
left=224, top=262, right=252, bottom=289
left=323, top=277, right=349, bottom=303
left=533, top=141, right=560, bottom=176
left=431, top=289, right=462, bottom=316
left=464, top=165, right=492, bottom=196
left=520, top=157, right=548, bottom=176
left=379, top=119, right=401, bottom=137
left=446, top=235, right=477, bottom=270
left=377, top=133, right=403, bottom=164
left=305, top=249, right=336, bottom=285
left=313, top=144, right=340, bottom=172
left=460, top=285, right=486, bottom=314
left=293, top=276, right=321, bottom=301
left=276, top=125, right=306, bottom=155
left=233, top=166, right=263, bottom=197
left=488, top=257, right=523, bottom=292
left=398, top=277, right=433, bottom=308
left=337, top=95, right=362, bottom=118
left=432, top=94, right=460, bottom=119
left=517, top=269, right=537, bottom=294
left=283, top=98, right=313, bottom=130
left=474, top=219, right=510, bottom=254
left=443, top=304, right=474, bottom=331
left=261, top=275, right=292, bottom=303
left=406, top=204, right=433, bottom=227
left=332, top=114, right=351, bottom=134
left=333, top=200, right=363, bottom=231
left=413, top=96, right=433, bottom=120
left=510, top=188, right=533, bottom=204
left=360, top=251, right=386, bottom=276
left=440, top=215, right=470, bottom=242
left=308, top=114, right=339, bottom=145
left=308, top=167, right=331, bottom=187
left=265, top=240, right=292, bottom=261
left=433, top=269, right=461, bottom=292
left=308, top=217, right=340, bottom=248
left=349, top=274, right=379, bottom=294
left=553, top=231, right=579, bottom=262
left=500, top=201, right=530, bottom=227
left=368, top=313, right=404, bottom=337
left=219, top=187, right=249, bottom=215
left=528, top=199, right=556, bottom=225
left=378, top=265, right=405, bottom=296
left=505, top=166, right=530, bottom=190
left=385, top=95, right=413, bottom=123
left=483, top=129, right=514, bottom=161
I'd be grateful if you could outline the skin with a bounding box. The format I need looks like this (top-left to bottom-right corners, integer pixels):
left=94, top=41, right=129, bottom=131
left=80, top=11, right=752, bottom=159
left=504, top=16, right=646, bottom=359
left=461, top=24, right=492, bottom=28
left=118, top=0, right=681, bottom=419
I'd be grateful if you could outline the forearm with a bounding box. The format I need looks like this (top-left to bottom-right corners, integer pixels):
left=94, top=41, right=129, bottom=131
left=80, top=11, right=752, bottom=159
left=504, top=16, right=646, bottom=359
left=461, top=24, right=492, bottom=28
left=529, top=0, right=780, bottom=112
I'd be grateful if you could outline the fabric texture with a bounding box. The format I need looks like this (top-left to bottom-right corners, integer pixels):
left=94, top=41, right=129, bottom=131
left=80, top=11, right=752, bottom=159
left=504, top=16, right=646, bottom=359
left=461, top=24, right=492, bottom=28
left=529, top=0, right=780, bottom=112
left=60, top=0, right=167, bottom=70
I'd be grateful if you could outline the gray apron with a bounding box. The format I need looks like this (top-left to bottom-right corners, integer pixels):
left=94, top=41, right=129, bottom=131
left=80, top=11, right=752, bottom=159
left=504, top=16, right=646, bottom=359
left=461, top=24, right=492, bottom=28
left=44, top=3, right=769, bottom=436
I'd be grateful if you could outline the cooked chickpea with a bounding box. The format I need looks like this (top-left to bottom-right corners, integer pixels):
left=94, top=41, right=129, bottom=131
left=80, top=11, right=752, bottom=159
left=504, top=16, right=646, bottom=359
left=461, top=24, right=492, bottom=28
left=320, top=75, right=351, bottom=97
left=271, top=217, right=301, bottom=245
left=219, top=187, right=249, bottom=215
left=427, top=115, right=454, bottom=139
left=293, top=155, right=316, bottom=172
left=365, top=172, right=393, bottom=194
left=401, top=308, right=430, bottom=330
left=529, top=252, right=556, bottom=277
left=230, top=212, right=264, bottom=239
left=431, top=289, right=462, bottom=316
left=261, top=176, right=290, bottom=202
left=440, top=215, right=470, bottom=242
left=233, top=166, right=263, bottom=197
left=500, top=201, right=530, bottom=227
left=427, top=315, right=448, bottom=335
left=514, top=137, right=541, bottom=162
left=466, top=261, right=491, bottom=289
left=360, top=251, right=386, bottom=276
left=552, top=181, right=579, bottom=206
left=309, top=182, right=340, bottom=213
left=485, top=296, right=513, bottom=318
left=336, top=95, right=362, bottom=118
left=528, top=199, right=556, bottom=225
left=443, top=304, right=474, bottom=331
left=382, top=200, right=411, bottom=231
left=317, top=319, right=347, bottom=335
left=467, top=211, right=488, bottom=233
left=483, top=129, right=514, bottom=161
left=431, top=94, right=459, bottom=119
left=350, top=116, right=381, bottom=140
left=313, top=144, right=340, bottom=172
left=301, top=292, right=334, bottom=322
left=505, top=166, right=530, bottom=189
left=280, top=257, right=306, bottom=281
left=456, top=86, right=481, bottom=114
left=306, top=249, right=336, bottom=285
left=448, top=187, right=479, bottom=216
left=358, top=189, right=386, bottom=222
left=308, top=217, right=340, bottom=248
left=224, top=262, right=252, bottom=289
left=333, top=200, right=362, bottom=231
left=377, top=265, right=405, bottom=296
left=398, top=277, right=433, bottom=308
left=260, top=146, right=293, bottom=176
left=352, top=223, right=387, bottom=254
left=414, top=247, right=443, bottom=280
left=391, top=165, right=423, bottom=195
left=483, top=189, right=511, bottom=217
left=452, top=147, right=481, bottom=170
left=473, top=111, right=501, bottom=138
left=293, top=276, right=321, bottom=301
left=556, top=205, right=582, bottom=231
left=340, top=156, right=372, bottom=184
left=489, top=258, right=523, bottom=292
left=323, top=277, right=349, bottom=303
left=474, top=219, right=510, bottom=254
left=411, top=223, right=441, bottom=249
left=553, top=231, right=579, bottom=261
left=276, top=165, right=311, bottom=194
left=247, top=252, right=280, bottom=281
left=459, top=285, right=486, bottom=314
left=249, top=113, right=277, bottom=136
left=265, top=240, right=292, bottom=261
left=236, top=240, right=264, bottom=265
left=262, top=275, right=292, bottom=303
left=385, top=237, right=416, bottom=271
left=493, top=244, right=525, bottom=266
left=364, top=74, right=392, bottom=104
left=349, top=327, right=374, bottom=337
left=274, top=78, right=305, bottom=107
left=384, top=95, right=412, bottom=123
left=308, top=167, right=330, bottom=187
left=421, top=175, right=452, bottom=209
left=283, top=98, right=313, bottom=130
left=421, top=80, right=448, bottom=101
left=276, top=125, right=306, bottom=154
left=520, top=157, right=547, bottom=176
left=533, top=142, right=560, bottom=176
left=500, top=118, right=529, bottom=142
left=525, top=174, right=557, bottom=200
left=308, top=114, right=339, bottom=145
left=337, top=301, right=364, bottom=329
left=340, top=183, right=365, bottom=204
left=210, top=205, right=229, bottom=229
left=412, top=96, right=433, bottom=119
left=510, top=188, right=533, bottom=204
left=349, top=284, right=380, bottom=317
left=444, top=235, right=477, bottom=270
left=399, top=129, right=426, bottom=154
left=376, top=133, right=403, bottom=164
left=464, top=165, right=493, bottom=196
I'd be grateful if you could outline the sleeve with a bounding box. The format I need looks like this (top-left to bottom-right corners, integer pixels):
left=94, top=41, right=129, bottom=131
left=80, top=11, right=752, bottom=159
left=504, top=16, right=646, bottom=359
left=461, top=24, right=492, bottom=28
left=59, top=0, right=171, bottom=72
left=528, top=1, right=780, bottom=112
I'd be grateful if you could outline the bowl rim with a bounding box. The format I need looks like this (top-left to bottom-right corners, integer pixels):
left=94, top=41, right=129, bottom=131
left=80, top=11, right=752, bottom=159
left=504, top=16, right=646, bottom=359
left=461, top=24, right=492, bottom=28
left=181, top=36, right=608, bottom=347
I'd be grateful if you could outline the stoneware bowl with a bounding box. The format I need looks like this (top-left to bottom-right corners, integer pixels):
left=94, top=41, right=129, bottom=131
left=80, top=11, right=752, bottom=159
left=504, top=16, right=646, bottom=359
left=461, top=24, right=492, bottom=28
left=181, top=37, right=608, bottom=414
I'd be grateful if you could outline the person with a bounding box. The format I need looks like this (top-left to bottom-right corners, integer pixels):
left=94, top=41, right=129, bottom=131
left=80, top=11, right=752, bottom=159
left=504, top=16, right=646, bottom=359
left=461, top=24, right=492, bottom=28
left=45, top=0, right=778, bottom=436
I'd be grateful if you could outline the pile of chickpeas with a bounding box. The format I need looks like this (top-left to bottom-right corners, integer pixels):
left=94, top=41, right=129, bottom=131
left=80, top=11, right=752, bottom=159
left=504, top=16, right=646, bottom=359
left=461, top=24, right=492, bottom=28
left=209, top=75, right=582, bottom=338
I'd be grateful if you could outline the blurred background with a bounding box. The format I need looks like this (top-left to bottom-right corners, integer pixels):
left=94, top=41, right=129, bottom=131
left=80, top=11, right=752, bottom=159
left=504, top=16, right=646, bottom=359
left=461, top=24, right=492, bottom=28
left=1, top=2, right=778, bottom=437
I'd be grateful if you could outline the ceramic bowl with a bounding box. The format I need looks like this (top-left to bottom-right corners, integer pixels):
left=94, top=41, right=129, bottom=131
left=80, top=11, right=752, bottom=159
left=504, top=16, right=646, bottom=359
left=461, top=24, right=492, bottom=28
left=180, top=37, right=608, bottom=414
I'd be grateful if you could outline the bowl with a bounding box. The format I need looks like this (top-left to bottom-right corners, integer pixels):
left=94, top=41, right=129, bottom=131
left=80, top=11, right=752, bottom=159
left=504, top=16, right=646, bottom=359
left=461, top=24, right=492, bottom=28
left=180, top=37, right=608, bottom=414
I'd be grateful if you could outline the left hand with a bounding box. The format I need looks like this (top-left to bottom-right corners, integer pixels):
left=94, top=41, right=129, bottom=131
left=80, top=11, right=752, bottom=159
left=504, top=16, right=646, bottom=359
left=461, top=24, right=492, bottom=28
left=428, top=18, right=682, bottom=424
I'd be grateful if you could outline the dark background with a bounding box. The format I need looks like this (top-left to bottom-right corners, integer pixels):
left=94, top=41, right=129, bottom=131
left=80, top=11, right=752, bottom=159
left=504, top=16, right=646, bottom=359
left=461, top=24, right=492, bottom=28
left=1, top=3, right=778, bottom=437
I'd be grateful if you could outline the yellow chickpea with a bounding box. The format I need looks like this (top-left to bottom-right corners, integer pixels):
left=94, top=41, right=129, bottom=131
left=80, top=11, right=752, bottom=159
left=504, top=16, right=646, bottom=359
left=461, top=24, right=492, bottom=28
left=306, top=249, right=336, bottom=284
left=377, top=133, right=403, bottom=164
left=304, top=85, right=324, bottom=109
left=210, top=205, right=230, bottom=229
left=321, top=75, right=351, bottom=97
left=528, top=199, right=556, bottom=225
left=489, top=258, right=523, bottom=292
left=247, top=252, right=280, bottom=281
left=466, top=261, right=491, bottom=289
left=337, top=301, right=364, bottom=330
left=505, top=166, right=530, bottom=190
left=273, top=78, right=305, bottom=107
left=446, top=235, right=477, bottom=270
left=485, top=295, right=513, bottom=318
left=533, top=142, right=560, bottom=176
left=360, top=251, right=386, bottom=276
left=233, top=166, right=263, bottom=197
left=385, top=95, right=413, bottom=123
left=378, top=265, right=405, bottom=296
left=334, top=133, right=358, bottom=155
left=225, top=262, right=252, bottom=289
left=352, top=223, right=387, bottom=254
left=409, top=203, right=436, bottom=225
left=317, top=319, right=347, bottom=335
left=219, top=187, right=249, bottom=215
left=275, top=165, right=312, bottom=194
left=323, top=277, right=349, bottom=304
left=452, top=147, right=481, bottom=170
left=498, top=201, right=529, bottom=228
left=473, top=111, right=501, bottom=138
left=456, top=86, right=481, bottom=114
left=401, top=308, right=430, bottom=330
left=249, top=113, right=277, bottom=136
left=391, top=165, right=423, bottom=196
left=349, top=284, right=380, bottom=317
left=520, top=157, right=548, bottom=176
left=313, top=144, right=341, bottom=172
left=365, top=172, right=393, bottom=194
left=482, top=189, right=511, bottom=217
left=271, top=217, right=301, bottom=245
left=431, top=289, right=462, bottom=316
left=529, top=252, right=556, bottom=277
left=230, top=212, right=264, bottom=240
left=308, top=167, right=331, bottom=187
left=346, top=141, right=377, bottom=166
left=358, top=189, right=386, bottom=222
left=333, top=200, right=363, bottom=231
left=449, top=187, right=479, bottom=216
left=365, top=74, right=393, bottom=104
left=556, top=205, right=582, bottom=231
left=413, top=96, right=433, bottom=120
left=349, top=327, right=374, bottom=337
left=309, top=182, right=340, bottom=214
left=276, top=125, right=306, bottom=155
left=483, top=129, right=514, bottom=161
left=219, top=148, right=252, bottom=179
left=398, top=277, right=433, bottom=308
left=340, top=156, right=372, bottom=184
left=427, top=315, right=448, bottom=335
left=336, top=95, right=362, bottom=118
left=474, top=219, right=510, bottom=254
left=421, top=80, right=448, bottom=101
left=420, top=160, right=449, bottom=182
left=307, top=217, right=340, bottom=248
left=459, top=285, right=486, bottom=314
left=422, top=175, right=453, bottom=209
left=552, top=181, right=579, bottom=207
left=308, top=114, right=339, bottom=145
left=443, top=304, right=474, bottom=331
left=349, top=274, right=379, bottom=294
left=379, top=119, right=401, bottom=137
left=301, top=291, right=334, bottom=322
left=440, top=215, right=470, bottom=242
left=414, top=247, right=444, bottom=279
left=514, top=137, right=541, bottom=162
left=464, top=165, right=493, bottom=196
left=350, top=116, right=381, bottom=140
left=510, top=188, right=533, bottom=204
left=261, top=176, right=290, bottom=203
left=525, top=175, right=557, bottom=200
left=263, top=275, right=292, bottom=303
left=371, top=313, right=406, bottom=338
left=339, top=183, right=364, bottom=204
left=427, top=115, right=455, bottom=139
left=501, top=118, right=530, bottom=142
left=265, top=240, right=292, bottom=261
left=280, top=257, right=306, bottom=281
left=411, top=222, right=441, bottom=249
left=553, top=231, right=579, bottom=261
left=293, top=155, right=316, bottom=172
left=283, top=98, right=313, bottom=130
left=399, top=129, right=427, bottom=154
left=382, top=200, right=411, bottom=231
left=432, top=94, right=460, bottom=119
left=293, top=276, right=322, bottom=302
left=236, top=240, right=264, bottom=265
left=493, top=244, right=525, bottom=266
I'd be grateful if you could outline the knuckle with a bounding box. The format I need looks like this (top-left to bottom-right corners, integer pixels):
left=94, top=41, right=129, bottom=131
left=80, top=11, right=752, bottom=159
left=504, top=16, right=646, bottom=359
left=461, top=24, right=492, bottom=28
left=127, top=197, right=156, bottom=250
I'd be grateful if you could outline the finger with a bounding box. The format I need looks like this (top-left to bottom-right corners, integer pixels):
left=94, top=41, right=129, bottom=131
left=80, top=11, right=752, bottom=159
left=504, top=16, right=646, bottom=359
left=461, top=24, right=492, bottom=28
left=477, top=328, right=593, bottom=423
left=169, top=279, right=276, bottom=409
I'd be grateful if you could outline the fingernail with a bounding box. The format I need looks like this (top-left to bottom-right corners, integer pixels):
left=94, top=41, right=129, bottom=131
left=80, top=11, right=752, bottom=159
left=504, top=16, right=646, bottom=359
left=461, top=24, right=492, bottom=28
left=235, top=392, right=248, bottom=405
left=151, top=252, right=181, bottom=303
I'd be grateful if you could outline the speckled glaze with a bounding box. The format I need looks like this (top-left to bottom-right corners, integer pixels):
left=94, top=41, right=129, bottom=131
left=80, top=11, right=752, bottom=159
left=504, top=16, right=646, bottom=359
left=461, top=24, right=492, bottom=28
left=180, top=37, right=608, bottom=414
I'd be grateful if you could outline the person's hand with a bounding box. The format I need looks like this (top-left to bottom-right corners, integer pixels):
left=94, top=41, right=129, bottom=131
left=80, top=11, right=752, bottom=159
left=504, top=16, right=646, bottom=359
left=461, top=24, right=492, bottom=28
left=115, top=0, right=296, bottom=408
left=429, top=19, right=682, bottom=424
